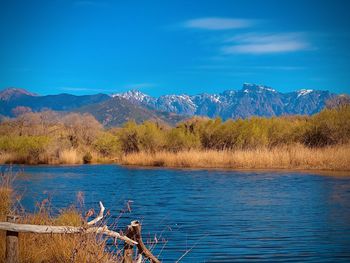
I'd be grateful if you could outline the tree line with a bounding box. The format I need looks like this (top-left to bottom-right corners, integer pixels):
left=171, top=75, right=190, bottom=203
left=0, top=96, right=349, bottom=164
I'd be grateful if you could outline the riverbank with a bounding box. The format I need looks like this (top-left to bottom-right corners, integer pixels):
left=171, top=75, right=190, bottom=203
left=0, top=187, right=115, bottom=262
left=1, top=145, right=350, bottom=171
left=119, top=145, right=350, bottom=171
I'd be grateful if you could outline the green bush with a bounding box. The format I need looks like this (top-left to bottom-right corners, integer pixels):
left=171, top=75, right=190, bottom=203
left=165, top=127, right=201, bottom=152
left=303, top=106, right=350, bottom=147
left=138, top=121, right=166, bottom=152
left=93, top=132, right=120, bottom=157
left=117, top=121, right=140, bottom=154
left=0, top=135, right=51, bottom=163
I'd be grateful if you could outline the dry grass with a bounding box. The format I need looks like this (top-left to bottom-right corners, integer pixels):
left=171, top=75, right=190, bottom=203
left=120, top=144, right=350, bottom=171
left=0, top=149, right=114, bottom=165
left=13, top=210, right=116, bottom=263
left=0, top=188, right=12, bottom=222
left=0, top=209, right=117, bottom=263
left=58, top=149, right=83, bottom=165
left=0, top=174, right=118, bottom=263
left=0, top=153, right=14, bottom=164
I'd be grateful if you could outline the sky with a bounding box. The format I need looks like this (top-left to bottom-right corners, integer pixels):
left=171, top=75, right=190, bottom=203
left=0, top=0, right=350, bottom=96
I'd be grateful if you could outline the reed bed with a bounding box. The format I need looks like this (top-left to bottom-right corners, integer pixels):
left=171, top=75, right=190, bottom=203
left=58, top=149, right=83, bottom=165
left=120, top=144, right=350, bottom=171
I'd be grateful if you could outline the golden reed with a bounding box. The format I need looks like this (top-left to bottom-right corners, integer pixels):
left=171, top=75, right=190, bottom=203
left=120, top=144, right=350, bottom=171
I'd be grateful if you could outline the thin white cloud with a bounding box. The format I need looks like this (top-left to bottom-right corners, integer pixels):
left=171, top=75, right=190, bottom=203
left=223, top=42, right=308, bottom=54
left=222, top=33, right=310, bottom=54
left=226, top=33, right=304, bottom=43
left=252, top=66, right=305, bottom=70
left=194, top=65, right=304, bottom=71
left=184, top=17, right=254, bottom=30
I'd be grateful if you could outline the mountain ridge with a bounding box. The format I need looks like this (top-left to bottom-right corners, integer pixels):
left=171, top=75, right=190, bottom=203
left=113, top=83, right=336, bottom=118
left=0, top=83, right=340, bottom=126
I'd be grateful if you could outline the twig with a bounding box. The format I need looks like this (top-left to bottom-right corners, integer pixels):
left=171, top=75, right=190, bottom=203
left=175, top=234, right=208, bottom=263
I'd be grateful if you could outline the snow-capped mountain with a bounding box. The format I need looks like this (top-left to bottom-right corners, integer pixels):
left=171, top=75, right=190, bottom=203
left=0, top=83, right=338, bottom=125
left=113, top=83, right=335, bottom=119
left=112, top=90, right=155, bottom=105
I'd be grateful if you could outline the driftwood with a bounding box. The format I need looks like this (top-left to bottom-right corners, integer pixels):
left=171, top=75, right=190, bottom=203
left=1, top=202, right=161, bottom=263
left=122, top=220, right=161, bottom=263
left=123, top=224, right=135, bottom=263
left=0, top=202, right=136, bottom=245
left=87, top=201, right=105, bottom=225
left=0, top=222, right=137, bottom=245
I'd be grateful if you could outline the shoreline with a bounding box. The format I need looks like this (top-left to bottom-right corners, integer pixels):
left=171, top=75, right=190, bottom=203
left=1, top=145, right=349, bottom=174
left=1, top=161, right=350, bottom=173
left=119, top=163, right=350, bottom=175
left=119, top=146, right=350, bottom=172
left=2, top=162, right=349, bottom=174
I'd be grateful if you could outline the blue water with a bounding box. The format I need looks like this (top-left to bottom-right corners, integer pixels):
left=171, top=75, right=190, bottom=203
left=2, top=164, right=350, bottom=262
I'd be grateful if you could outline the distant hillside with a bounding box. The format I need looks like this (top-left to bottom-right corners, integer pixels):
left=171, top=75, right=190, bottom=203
left=0, top=87, right=38, bottom=101
left=0, top=83, right=340, bottom=126
left=75, top=96, right=187, bottom=127
left=0, top=88, right=110, bottom=116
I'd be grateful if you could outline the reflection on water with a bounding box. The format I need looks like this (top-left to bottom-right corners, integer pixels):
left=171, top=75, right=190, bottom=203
left=3, top=165, right=350, bottom=262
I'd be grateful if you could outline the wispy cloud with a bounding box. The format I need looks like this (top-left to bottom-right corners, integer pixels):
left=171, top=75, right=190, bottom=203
left=183, top=17, right=254, bottom=30
left=180, top=17, right=312, bottom=55
left=251, top=66, right=305, bottom=70
left=222, top=33, right=310, bottom=54
left=194, top=65, right=305, bottom=71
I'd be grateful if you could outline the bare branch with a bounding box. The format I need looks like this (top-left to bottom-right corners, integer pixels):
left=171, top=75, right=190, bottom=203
left=130, top=220, right=161, bottom=263
left=87, top=201, right=105, bottom=226
left=88, top=226, right=137, bottom=245
left=0, top=222, right=137, bottom=245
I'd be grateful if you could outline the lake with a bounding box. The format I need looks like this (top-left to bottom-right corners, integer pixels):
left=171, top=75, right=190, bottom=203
left=2, top=164, right=350, bottom=262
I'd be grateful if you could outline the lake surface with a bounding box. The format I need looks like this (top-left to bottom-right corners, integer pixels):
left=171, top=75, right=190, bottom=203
left=2, top=164, right=350, bottom=262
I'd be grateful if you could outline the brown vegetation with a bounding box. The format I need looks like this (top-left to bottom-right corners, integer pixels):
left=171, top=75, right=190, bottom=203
left=0, top=103, right=349, bottom=170
left=120, top=144, right=350, bottom=171
left=0, top=111, right=106, bottom=165
left=0, top=172, right=117, bottom=263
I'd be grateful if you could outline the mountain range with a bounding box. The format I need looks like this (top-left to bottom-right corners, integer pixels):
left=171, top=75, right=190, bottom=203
left=113, top=83, right=335, bottom=119
left=0, top=83, right=337, bottom=126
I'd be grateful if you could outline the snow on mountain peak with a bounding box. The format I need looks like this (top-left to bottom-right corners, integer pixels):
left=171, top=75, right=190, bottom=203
left=112, top=90, right=150, bottom=102
left=243, top=83, right=276, bottom=93
left=209, top=94, right=221, bottom=103
left=297, top=89, right=313, bottom=98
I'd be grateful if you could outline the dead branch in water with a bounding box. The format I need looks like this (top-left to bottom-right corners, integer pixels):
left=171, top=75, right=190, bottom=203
left=1, top=202, right=162, bottom=262
left=124, top=220, right=161, bottom=263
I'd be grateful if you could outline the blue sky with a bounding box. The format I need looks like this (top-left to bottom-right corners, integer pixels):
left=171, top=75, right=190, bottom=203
left=0, top=0, right=349, bottom=96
